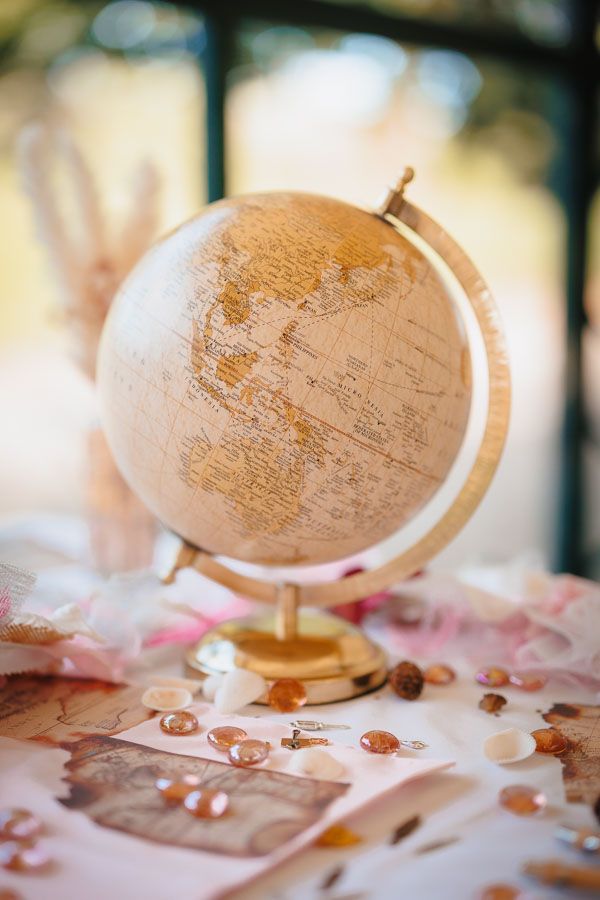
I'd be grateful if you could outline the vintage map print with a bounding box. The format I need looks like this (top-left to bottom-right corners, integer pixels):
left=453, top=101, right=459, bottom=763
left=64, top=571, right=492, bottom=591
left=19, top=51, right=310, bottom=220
left=0, top=675, right=151, bottom=743
left=60, top=734, right=349, bottom=856
left=542, top=703, right=600, bottom=804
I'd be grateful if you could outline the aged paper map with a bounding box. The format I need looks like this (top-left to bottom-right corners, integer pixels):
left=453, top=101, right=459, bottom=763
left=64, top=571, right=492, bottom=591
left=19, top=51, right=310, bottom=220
left=543, top=702, right=600, bottom=804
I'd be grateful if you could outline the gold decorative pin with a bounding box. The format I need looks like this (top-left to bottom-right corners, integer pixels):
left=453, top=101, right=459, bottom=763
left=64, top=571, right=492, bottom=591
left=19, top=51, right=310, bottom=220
left=281, top=728, right=329, bottom=750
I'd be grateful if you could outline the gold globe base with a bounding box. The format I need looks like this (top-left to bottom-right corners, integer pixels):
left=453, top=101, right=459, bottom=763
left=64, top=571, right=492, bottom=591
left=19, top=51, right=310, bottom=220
left=184, top=610, right=388, bottom=704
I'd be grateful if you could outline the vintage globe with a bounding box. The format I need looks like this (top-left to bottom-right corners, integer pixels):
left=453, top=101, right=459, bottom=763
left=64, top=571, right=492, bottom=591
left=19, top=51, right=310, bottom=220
left=97, top=190, right=479, bottom=569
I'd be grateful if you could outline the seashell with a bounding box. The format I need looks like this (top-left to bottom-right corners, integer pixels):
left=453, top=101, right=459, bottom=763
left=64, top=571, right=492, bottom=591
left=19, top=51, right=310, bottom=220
left=213, top=669, right=267, bottom=714
left=287, top=748, right=345, bottom=780
left=202, top=674, right=224, bottom=702
left=141, top=686, right=193, bottom=712
left=483, top=728, right=536, bottom=765
left=147, top=676, right=203, bottom=695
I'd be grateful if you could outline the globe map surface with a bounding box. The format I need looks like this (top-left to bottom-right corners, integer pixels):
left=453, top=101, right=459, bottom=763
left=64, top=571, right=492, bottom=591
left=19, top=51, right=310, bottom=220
left=97, top=192, right=472, bottom=566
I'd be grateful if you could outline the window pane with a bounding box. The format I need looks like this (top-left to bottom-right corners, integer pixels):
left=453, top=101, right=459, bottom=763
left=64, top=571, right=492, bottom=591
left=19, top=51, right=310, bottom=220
left=227, top=21, right=567, bottom=568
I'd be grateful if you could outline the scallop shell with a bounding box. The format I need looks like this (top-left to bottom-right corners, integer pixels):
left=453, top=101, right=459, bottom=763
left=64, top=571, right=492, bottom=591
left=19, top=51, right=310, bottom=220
left=202, top=674, right=224, bottom=702
left=141, top=686, right=193, bottom=712
left=214, top=669, right=267, bottom=714
left=287, top=748, right=345, bottom=780
left=483, top=727, right=536, bottom=765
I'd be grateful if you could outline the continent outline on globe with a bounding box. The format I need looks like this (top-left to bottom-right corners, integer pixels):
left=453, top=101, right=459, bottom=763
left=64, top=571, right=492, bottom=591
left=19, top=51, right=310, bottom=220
left=97, top=191, right=472, bottom=567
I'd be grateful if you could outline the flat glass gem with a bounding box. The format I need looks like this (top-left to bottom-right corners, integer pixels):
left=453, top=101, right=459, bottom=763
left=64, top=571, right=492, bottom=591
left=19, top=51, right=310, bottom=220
left=207, top=725, right=248, bottom=751
left=159, top=710, right=199, bottom=735
left=184, top=789, right=229, bottom=818
left=509, top=672, right=547, bottom=691
left=424, top=664, right=456, bottom=685
left=268, top=679, right=307, bottom=713
left=360, top=730, right=400, bottom=754
left=0, top=840, right=51, bottom=872
left=498, top=784, right=547, bottom=816
left=0, top=808, right=42, bottom=840
left=228, top=739, right=269, bottom=767
left=155, top=774, right=200, bottom=802
left=476, top=667, right=509, bottom=687
left=531, top=728, right=568, bottom=754
left=476, top=884, right=522, bottom=900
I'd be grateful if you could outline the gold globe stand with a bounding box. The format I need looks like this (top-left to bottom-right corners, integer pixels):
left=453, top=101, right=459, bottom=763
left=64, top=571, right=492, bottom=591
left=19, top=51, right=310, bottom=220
left=165, top=168, right=511, bottom=704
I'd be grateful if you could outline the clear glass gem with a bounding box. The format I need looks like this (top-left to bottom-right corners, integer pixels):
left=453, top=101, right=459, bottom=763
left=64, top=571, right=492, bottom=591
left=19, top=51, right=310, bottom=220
left=476, top=884, right=522, bottom=900
left=0, top=808, right=41, bottom=841
left=476, top=667, right=509, bottom=687
left=207, top=725, right=248, bottom=751
left=159, top=710, right=199, bottom=735
left=508, top=672, right=547, bottom=691
left=359, top=730, right=400, bottom=754
left=184, top=789, right=229, bottom=818
left=499, top=784, right=547, bottom=816
left=531, top=728, right=568, bottom=754
left=155, top=774, right=200, bottom=802
left=424, top=664, right=456, bottom=685
left=228, top=739, right=269, bottom=767
left=0, top=840, right=51, bottom=872
left=268, top=679, right=307, bottom=713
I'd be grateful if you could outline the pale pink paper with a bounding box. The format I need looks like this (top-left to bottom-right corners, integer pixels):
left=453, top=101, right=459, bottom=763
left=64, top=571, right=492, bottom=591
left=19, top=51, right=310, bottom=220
left=116, top=704, right=453, bottom=899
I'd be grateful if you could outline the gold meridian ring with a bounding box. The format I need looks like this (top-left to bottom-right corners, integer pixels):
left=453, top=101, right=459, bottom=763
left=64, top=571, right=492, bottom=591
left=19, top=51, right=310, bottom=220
left=183, top=198, right=511, bottom=607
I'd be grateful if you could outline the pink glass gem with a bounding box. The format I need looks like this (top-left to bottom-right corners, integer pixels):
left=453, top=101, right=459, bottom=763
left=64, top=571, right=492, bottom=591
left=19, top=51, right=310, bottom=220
left=228, top=739, right=269, bottom=767
left=508, top=672, right=547, bottom=692
left=424, top=664, right=456, bottom=685
left=476, top=667, right=509, bottom=687
left=0, top=840, right=51, bottom=872
left=155, top=774, right=200, bottom=803
left=0, top=808, right=41, bottom=840
left=207, top=726, right=248, bottom=751
left=159, top=710, right=198, bottom=735
left=499, top=784, right=547, bottom=816
left=476, top=885, right=522, bottom=900
left=531, top=728, right=568, bottom=754
left=359, top=730, right=400, bottom=754
left=184, top=789, right=229, bottom=818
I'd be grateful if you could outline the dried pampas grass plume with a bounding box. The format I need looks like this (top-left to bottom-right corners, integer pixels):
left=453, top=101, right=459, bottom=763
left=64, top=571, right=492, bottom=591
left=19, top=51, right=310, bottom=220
left=18, top=123, right=161, bottom=379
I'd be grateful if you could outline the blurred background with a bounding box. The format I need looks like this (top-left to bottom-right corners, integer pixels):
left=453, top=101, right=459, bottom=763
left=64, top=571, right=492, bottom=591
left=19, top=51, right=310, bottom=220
left=0, top=0, right=599, bottom=577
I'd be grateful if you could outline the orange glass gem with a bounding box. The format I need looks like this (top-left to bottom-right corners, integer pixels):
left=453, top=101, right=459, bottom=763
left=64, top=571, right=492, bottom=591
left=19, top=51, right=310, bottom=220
left=499, top=784, right=547, bottom=816
left=268, top=678, right=307, bottom=713
left=207, top=725, right=248, bottom=751
left=184, top=789, right=229, bottom=818
left=360, top=730, right=400, bottom=754
left=509, top=672, right=547, bottom=691
left=159, top=710, right=198, bottom=735
left=0, top=840, right=51, bottom=872
left=424, top=664, right=456, bottom=685
left=155, top=774, right=200, bottom=802
left=476, top=667, right=509, bottom=687
left=531, top=728, right=568, bottom=754
left=228, top=739, right=269, bottom=767
left=477, top=884, right=522, bottom=900
left=0, top=808, right=41, bottom=840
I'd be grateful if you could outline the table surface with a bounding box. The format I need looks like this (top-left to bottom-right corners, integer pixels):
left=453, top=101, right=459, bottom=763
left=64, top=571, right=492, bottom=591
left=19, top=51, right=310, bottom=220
left=0, top=516, right=599, bottom=900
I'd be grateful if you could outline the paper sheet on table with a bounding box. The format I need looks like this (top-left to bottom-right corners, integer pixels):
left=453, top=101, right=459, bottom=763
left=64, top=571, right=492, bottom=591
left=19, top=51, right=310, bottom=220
left=0, top=704, right=453, bottom=900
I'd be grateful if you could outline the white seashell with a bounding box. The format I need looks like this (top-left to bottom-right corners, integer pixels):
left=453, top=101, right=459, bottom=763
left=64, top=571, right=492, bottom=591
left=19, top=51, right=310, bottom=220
left=147, top=676, right=203, bottom=695
left=213, top=669, right=266, bottom=714
left=483, top=727, right=536, bottom=765
left=202, top=673, right=224, bottom=702
left=141, top=686, right=193, bottom=712
left=287, top=748, right=345, bottom=780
